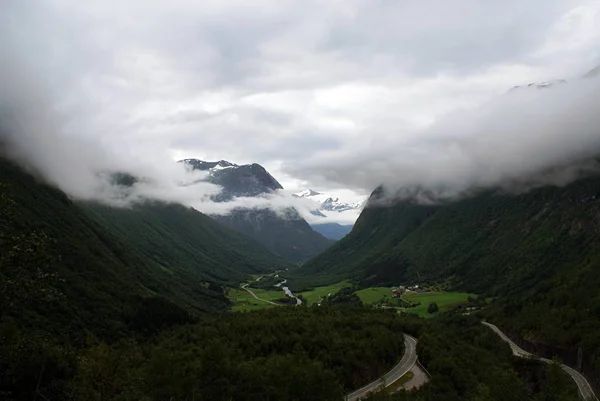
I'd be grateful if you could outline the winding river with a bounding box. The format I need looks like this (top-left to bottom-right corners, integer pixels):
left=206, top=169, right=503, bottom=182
left=274, top=279, right=302, bottom=305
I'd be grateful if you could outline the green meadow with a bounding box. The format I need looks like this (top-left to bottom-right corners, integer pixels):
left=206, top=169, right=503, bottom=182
left=355, top=287, right=394, bottom=304
left=228, top=287, right=285, bottom=312
left=354, top=286, right=474, bottom=318
left=298, top=281, right=352, bottom=305
left=403, top=291, right=475, bottom=317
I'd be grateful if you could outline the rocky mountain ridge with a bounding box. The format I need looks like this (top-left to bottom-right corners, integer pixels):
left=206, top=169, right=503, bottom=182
left=180, top=159, right=332, bottom=261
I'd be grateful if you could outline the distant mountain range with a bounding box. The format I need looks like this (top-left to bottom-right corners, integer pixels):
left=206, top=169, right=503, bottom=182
left=294, top=189, right=365, bottom=213
left=181, top=159, right=332, bottom=262
left=293, top=189, right=365, bottom=240
left=309, top=222, right=353, bottom=241
left=510, top=63, right=600, bottom=91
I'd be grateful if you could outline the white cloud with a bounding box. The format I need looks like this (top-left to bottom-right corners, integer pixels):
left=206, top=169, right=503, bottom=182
left=1, top=0, right=600, bottom=218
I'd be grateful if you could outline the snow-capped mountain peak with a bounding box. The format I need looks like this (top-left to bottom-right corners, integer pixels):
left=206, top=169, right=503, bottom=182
left=294, top=189, right=365, bottom=213
left=296, top=189, right=321, bottom=197
left=180, top=159, right=238, bottom=172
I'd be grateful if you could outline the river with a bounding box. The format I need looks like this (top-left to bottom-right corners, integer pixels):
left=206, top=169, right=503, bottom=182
left=275, top=279, right=302, bottom=305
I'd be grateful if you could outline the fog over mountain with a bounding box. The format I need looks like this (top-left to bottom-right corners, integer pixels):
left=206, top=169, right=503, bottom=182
left=290, top=74, right=600, bottom=203
left=2, top=0, right=600, bottom=213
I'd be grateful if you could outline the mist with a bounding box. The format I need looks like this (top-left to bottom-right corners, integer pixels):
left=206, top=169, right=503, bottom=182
left=287, top=73, right=600, bottom=203
left=0, top=56, right=330, bottom=222
left=2, top=0, right=600, bottom=215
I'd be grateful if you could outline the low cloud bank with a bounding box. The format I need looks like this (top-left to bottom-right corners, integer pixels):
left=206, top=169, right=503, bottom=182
left=286, top=72, right=600, bottom=203
left=0, top=64, right=335, bottom=224
left=3, top=9, right=600, bottom=215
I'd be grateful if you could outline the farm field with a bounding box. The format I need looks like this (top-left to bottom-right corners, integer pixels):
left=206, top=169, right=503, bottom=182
left=403, top=291, right=475, bottom=317
left=354, top=286, right=475, bottom=318
left=227, top=287, right=285, bottom=312
left=298, top=281, right=352, bottom=305
left=355, top=287, right=393, bottom=304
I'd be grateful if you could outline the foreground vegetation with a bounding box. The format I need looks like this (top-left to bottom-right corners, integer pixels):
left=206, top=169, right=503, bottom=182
left=1, top=305, right=409, bottom=400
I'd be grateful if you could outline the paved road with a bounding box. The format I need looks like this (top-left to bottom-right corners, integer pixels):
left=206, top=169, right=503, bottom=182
left=346, top=334, right=418, bottom=401
left=241, top=283, right=281, bottom=306
left=482, top=322, right=598, bottom=401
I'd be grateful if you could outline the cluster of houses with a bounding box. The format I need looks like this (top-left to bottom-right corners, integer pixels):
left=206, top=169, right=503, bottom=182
left=391, top=284, right=430, bottom=298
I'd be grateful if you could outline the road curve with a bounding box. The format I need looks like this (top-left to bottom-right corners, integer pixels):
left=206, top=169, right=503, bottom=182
left=346, top=334, right=418, bottom=401
left=482, top=322, right=598, bottom=401
left=241, top=284, right=281, bottom=306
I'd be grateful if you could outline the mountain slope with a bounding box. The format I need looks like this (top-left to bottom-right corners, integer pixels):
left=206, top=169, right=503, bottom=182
left=182, top=159, right=282, bottom=201
left=182, top=159, right=332, bottom=262
left=214, top=207, right=333, bottom=262
left=295, top=175, right=600, bottom=291
left=292, top=172, right=600, bottom=389
left=0, top=158, right=284, bottom=337
left=311, top=222, right=353, bottom=240
left=80, top=201, right=285, bottom=286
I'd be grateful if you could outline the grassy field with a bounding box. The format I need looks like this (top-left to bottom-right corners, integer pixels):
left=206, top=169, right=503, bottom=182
left=403, top=291, right=474, bottom=317
left=355, top=287, right=394, bottom=304
left=298, top=281, right=352, bottom=305
left=227, top=287, right=286, bottom=312
left=354, top=286, right=474, bottom=318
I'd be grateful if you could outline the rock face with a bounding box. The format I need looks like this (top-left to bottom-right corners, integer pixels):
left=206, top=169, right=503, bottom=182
left=181, top=159, right=282, bottom=201
left=510, top=79, right=567, bottom=91
left=584, top=65, right=600, bottom=79
left=181, top=159, right=332, bottom=262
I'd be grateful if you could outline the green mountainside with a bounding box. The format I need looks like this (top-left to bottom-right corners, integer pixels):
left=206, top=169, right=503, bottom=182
left=0, top=158, right=283, bottom=337
left=214, top=207, right=333, bottom=262
left=294, top=175, right=600, bottom=291
left=292, top=173, right=600, bottom=382
left=79, top=202, right=286, bottom=286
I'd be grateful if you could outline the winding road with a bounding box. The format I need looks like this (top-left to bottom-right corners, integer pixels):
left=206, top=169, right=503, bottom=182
left=346, top=334, right=419, bottom=401
left=482, top=322, right=598, bottom=401
left=241, top=283, right=281, bottom=306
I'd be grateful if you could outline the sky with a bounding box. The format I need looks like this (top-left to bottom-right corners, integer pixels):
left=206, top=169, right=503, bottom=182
left=2, top=0, right=600, bottom=224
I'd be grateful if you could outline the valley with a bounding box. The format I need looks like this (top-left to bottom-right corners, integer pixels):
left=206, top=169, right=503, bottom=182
left=1, top=153, right=597, bottom=401
left=3, top=9, right=600, bottom=398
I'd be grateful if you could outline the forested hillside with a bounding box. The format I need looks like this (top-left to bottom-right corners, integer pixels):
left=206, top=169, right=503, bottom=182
left=214, top=207, right=333, bottom=262
left=0, top=158, right=283, bottom=336
left=80, top=202, right=286, bottom=287
left=292, top=171, right=600, bottom=391
left=365, top=315, right=577, bottom=401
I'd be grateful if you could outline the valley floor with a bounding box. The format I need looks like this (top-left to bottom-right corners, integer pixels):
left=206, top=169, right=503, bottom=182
left=354, top=286, right=475, bottom=317
left=229, top=273, right=475, bottom=317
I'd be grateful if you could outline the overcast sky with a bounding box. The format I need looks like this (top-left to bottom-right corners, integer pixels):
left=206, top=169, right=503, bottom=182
left=2, top=0, right=600, bottom=221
